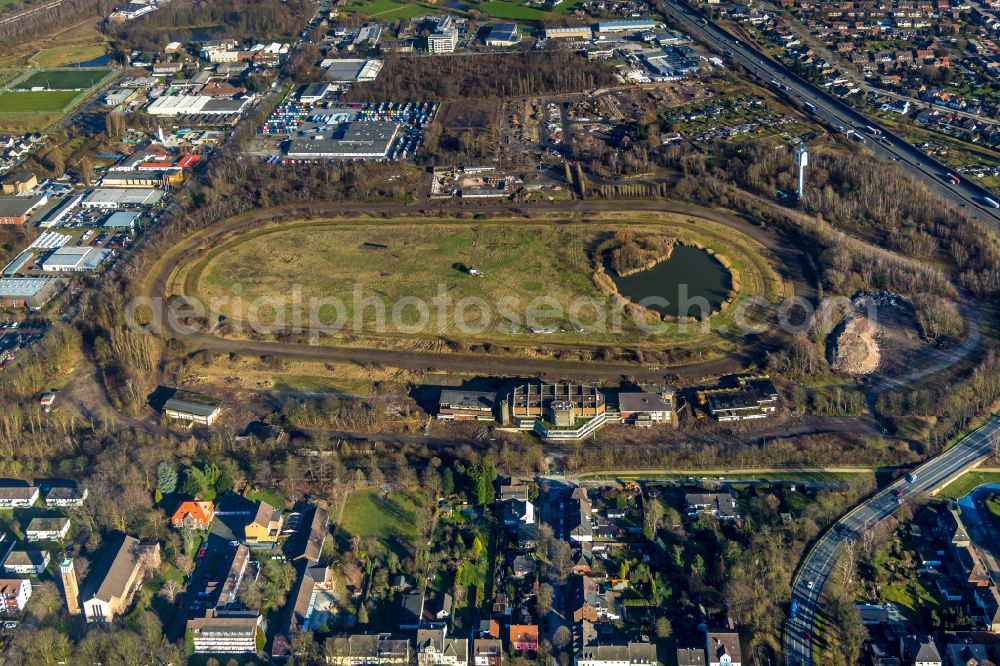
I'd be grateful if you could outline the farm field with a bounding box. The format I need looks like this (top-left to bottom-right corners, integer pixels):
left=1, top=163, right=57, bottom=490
left=0, top=89, right=80, bottom=112
left=13, top=68, right=112, bottom=90
left=181, top=214, right=783, bottom=350
left=339, top=489, right=423, bottom=555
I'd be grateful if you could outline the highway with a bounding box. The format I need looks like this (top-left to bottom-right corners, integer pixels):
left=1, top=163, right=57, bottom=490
left=782, top=415, right=1000, bottom=665
left=659, top=0, right=1000, bottom=232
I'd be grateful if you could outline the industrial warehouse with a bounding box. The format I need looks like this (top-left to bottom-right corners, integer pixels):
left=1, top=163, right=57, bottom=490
left=285, top=122, right=401, bottom=160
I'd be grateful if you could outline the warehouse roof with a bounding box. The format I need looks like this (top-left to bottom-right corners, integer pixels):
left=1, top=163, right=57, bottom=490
left=83, top=188, right=164, bottom=207
left=0, top=195, right=45, bottom=218
left=0, top=277, right=53, bottom=297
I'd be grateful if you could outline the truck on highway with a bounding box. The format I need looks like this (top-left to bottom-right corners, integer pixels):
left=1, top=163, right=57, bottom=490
left=946, top=173, right=960, bottom=186
left=803, top=102, right=817, bottom=114
left=985, top=197, right=1000, bottom=209
left=864, top=125, right=882, bottom=136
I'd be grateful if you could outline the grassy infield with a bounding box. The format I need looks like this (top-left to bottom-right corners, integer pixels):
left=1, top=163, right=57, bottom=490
left=187, top=215, right=783, bottom=350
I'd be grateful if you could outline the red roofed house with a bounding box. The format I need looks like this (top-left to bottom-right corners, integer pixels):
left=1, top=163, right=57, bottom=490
left=172, top=501, right=215, bottom=530
left=509, top=625, right=538, bottom=652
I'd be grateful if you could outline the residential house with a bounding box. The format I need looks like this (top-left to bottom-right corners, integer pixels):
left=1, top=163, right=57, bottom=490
left=685, top=493, right=739, bottom=520
left=325, top=633, right=413, bottom=666
left=437, top=389, right=497, bottom=421
left=499, top=482, right=530, bottom=501
left=677, top=647, right=707, bottom=666
left=501, top=499, right=534, bottom=526
left=944, top=642, right=989, bottom=666
left=706, top=630, right=742, bottom=666
left=517, top=523, right=538, bottom=550
left=25, top=516, right=70, bottom=541
left=218, top=544, right=251, bottom=608
left=1, top=172, right=37, bottom=195
left=901, top=635, right=942, bottom=666
left=244, top=501, right=283, bottom=544
left=509, top=625, right=538, bottom=652
left=576, top=641, right=657, bottom=666
left=433, top=593, right=454, bottom=620
left=0, top=485, right=39, bottom=508
left=0, top=578, right=30, bottom=614
left=3, top=549, right=49, bottom=576
left=473, top=638, right=502, bottom=666
left=416, top=627, right=468, bottom=666
left=571, top=576, right=621, bottom=623
left=44, top=485, right=88, bottom=508
left=186, top=609, right=263, bottom=654
left=290, top=503, right=329, bottom=563
left=944, top=509, right=971, bottom=547
left=171, top=501, right=216, bottom=530
left=975, top=586, right=1000, bottom=632
left=569, top=487, right=593, bottom=543
left=400, top=591, right=424, bottom=630
left=511, top=555, right=536, bottom=578
left=81, top=535, right=160, bottom=623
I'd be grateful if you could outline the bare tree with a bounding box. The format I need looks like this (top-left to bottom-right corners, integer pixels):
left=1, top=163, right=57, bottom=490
left=159, top=579, right=183, bottom=603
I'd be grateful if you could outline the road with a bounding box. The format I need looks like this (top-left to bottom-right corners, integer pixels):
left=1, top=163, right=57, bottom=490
left=659, top=0, right=1000, bottom=232
left=783, top=415, right=1000, bottom=665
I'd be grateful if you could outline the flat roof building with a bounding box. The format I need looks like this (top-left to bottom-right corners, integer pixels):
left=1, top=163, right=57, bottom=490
left=486, top=23, right=521, bottom=47
left=298, top=82, right=331, bottom=104
left=617, top=390, right=675, bottom=427
left=164, top=389, right=222, bottom=425
left=104, top=211, right=141, bottom=229
left=0, top=195, right=47, bottom=224
left=187, top=609, right=263, bottom=655
left=597, top=19, right=657, bottom=33
left=324, top=59, right=383, bottom=82
left=437, top=389, right=497, bottom=421
left=81, top=188, right=165, bottom=209
left=41, top=247, right=112, bottom=272
left=544, top=26, right=593, bottom=39
left=0, top=277, right=63, bottom=309
left=286, top=122, right=400, bottom=160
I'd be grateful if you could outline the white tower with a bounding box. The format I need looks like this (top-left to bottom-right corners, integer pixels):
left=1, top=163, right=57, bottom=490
left=796, top=140, right=809, bottom=199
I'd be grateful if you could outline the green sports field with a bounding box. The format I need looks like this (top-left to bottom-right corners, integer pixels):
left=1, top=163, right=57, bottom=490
left=0, top=90, right=81, bottom=113
left=13, top=68, right=112, bottom=91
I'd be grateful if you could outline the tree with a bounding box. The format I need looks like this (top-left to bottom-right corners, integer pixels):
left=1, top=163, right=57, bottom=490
left=157, top=462, right=177, bottom=495
left=655, top=616, right=672, bottom=639
left=537, top=583, right=554, bottom=617
left=159, top=578, right=183, bottom=603
left=357, top=604, right=370, bottom=625
left=181, top=466, right=207, bottom=497
left=468, top=461, right=497, bottom=505
left=442, top=468, right=455, bottom=496
left=549, top=540, right=574, bottom=582
left=553, top=626, right=572, bottom=652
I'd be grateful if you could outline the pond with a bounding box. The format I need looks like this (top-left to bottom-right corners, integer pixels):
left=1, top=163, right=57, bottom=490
left=609, top=244, right=732, bottom=319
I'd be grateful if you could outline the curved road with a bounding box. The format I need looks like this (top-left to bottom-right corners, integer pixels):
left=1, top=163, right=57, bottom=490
left=783, top=415, right=1000, bottom=665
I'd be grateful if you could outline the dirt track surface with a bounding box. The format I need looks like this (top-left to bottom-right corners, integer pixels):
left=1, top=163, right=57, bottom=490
left=146, top=199, right=815, bottom=382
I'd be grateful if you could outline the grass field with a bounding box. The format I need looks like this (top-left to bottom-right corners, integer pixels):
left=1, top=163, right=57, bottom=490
left=344, top=0, right=432, bottom=18
left=340, top=489, right=423, bottom=555
left=479, top=1, right=547, bottom=19
left=29, top=44, right=107, bottom=68
left=0, top=89, right=80, bottom=112
left=13, top=68, right=112, bottom=90
left=185, top=216, right=782, bottom=349
left=937, top=471, right=1000, bottom=499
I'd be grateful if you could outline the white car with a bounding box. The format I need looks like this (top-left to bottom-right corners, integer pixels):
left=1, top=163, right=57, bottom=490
left=807, top=581, right=814, bottom=590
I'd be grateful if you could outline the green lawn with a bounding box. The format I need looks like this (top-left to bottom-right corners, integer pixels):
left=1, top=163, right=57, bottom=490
left=0, top=90, right=80, bottom=113
left=246, top=488, right=287, bottom=509
left=14, top=68, right=112, bottom=90
left=938, top=472, right=1000, bottom=499
left=30, top=45, right=107, bottom=68
left=344, top=0, right=429, bottom=18
left=479, top=0, right=546, bottom=20
left=340, top=489, right=422, bottom=555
